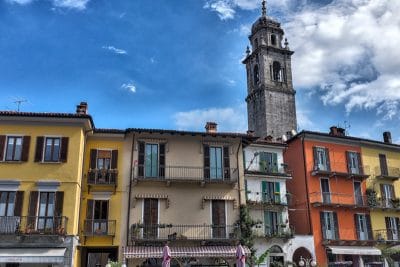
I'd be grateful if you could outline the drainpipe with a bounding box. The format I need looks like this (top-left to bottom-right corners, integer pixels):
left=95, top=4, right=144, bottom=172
left=236, top=139, right=243, bottom=207
left=301, top=135, right=313, bottom=234
left=126, top=133, right=135, bottom=247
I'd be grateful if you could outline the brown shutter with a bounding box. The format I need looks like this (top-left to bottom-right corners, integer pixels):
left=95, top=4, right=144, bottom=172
left=90, top=149, right=97, bottom=169
left=313, top=147, right=318, bottom=170
left=55, top=192, right=64, bottom=216
left=14, top=191, right=24, bottom=216
left=223, top=146, right=230, bottom=180
left=204, top=145, right=210, bottom=180
left=86, top=200, right=94, bottom=234
left=325, top=148, right=331, bottom=171
left=34, top=137, right=44, bottom=162
left=379, top=154, right=388, bottom=176
left=390, top=184, right=396, bottom=199
left=111, top=150, right=118, bottom=169
left=385, top=217, right=392, bottom=240
left=333, top=212, right=339, bottom=239
left=346, top=151, right=351, bottom=173
left=365, top=214, right=373, bottom=240
left=357, top=153, right=363, bottom=174
left=21, top=136, right=31, bottom=162
left=159, top=144, right=165, bottom=178
left=60, top=137, right=69, bottom=162
left=27, top=191, right=39, bottom=227
left=320, top=212, right=326, bottom=239
left=354, top=214, right=360, bottom=239
left=0, top=135, right=5, bottom=161
left=138, top=142, right=145, bottom=177
left=380, top=184, right=386, bottom=203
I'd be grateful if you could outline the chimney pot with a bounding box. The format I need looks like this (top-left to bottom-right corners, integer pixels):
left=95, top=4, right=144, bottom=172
left=205, top=122, right=217, bottom=133
left=76, top=102, right=88, bottom=115
left=329, top=126, right=345, bottom=137
left=383, top=131, right=392, bottom=144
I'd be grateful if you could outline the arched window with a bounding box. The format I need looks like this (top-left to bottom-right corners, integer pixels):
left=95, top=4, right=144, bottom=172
left=253, top=65, right=259, bottom=85
left=269, top=245, right=283, bottom=253
left=271, top=34, right=277, bottom=46
left=273, top=61, right=282, bottom=82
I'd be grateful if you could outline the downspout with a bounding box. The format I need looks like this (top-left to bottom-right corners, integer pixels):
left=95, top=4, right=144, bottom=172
left=126, top=132, right=135, bottom=246
left=236, top=139, right=243, bottom=207
left=301, top=135, right=313, bottom=234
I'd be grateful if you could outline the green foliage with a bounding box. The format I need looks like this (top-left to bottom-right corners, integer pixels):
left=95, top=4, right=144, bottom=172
left=366, top=188, right=377, bottom=207
left=238, top=205, right=258, bottom=266
left=380, top=246, right=400, bottom=265
left=255, top=249, right=270, bottom=266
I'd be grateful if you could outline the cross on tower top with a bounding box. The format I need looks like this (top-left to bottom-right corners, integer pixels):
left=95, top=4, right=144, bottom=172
left=261, top=0, right=267, bottom=17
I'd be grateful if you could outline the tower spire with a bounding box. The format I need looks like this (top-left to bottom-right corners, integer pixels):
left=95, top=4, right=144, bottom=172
left=261, top=0, right=267, bottom=17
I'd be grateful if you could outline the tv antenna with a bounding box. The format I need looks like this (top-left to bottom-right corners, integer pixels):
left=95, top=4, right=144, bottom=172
left=343, top=120, right=351, bottom=135
left=13, top=98, right=27, bottom=112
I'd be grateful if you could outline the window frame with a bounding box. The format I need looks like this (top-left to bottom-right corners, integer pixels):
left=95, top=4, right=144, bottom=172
left=4, top=136, right=23, bottom=161
left=144, top=143, right=159, bottom=178
left=0, top=191, right=16, bottom=216
left=43, top=137, right=61, bottom=162
left=209, top=146, right=224, bottom=180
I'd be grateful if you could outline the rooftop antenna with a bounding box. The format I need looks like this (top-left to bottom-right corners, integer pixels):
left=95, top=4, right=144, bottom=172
left=13, top=98, right=27, bottom=112
left=261, top=0, right=267, bottom=17
left=343, top=120, right=351, bottom=135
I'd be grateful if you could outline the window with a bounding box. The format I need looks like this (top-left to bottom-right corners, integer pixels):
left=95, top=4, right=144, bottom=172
left=143, top=198, right=158, bottom=239
left=210, top=147, right=223, bottom=179
left=97, top=150, right=111, bottom=169
left=320, top=211, right=339, bottom=240
left=253, top=65, right=260, bottom=85
left=385, top=217, right=400, bottom=241
left=34, top=136, right=68, bottom=163
left=313, top=147, right=330, bottom=171
left=355, top=214, right=372, bottom=240
left=380, top=184, right=395, bottom=208
left=320, top=178, right=331, bottom=204
left=5, top=137, right=22, bottom=161
left=204, top=145, right=230, bottom=180
left=259, top=152, right=278, bottom=173
left=145, top=144, right=159, bottom=177
left=379, top=154, right=389, bottom=176
left=347, top=152, right=361, bottom=174
left=212, top=200, right=226, bottom=238
left=261, top=181, right=280, bottom=204
left=272, top=61, right=282, bottom=82
left=37, top=192, right=55, bottom=231
left=264, top=211, right=280, bottom=236
left=354, top=181, right=364, bottom=206
left=44, top=137, right=60, bottom=162
left=0, top=192, right=16, bottom=216
left=271, top=34, right=277, bottom=46
left=86, top=199, right=109, bottom=235
left=138, top=142, right=165, bottom=178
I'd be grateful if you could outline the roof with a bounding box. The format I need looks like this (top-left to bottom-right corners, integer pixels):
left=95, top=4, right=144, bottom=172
left=289, top=130, right=400, bottom=149
left=93, top=128, right=126, bottom=134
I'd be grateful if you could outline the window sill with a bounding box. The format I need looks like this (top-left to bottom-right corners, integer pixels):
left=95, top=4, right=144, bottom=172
left=0, top=160, right=25, bottom=164
left=39, top=161, right=63, bottom=164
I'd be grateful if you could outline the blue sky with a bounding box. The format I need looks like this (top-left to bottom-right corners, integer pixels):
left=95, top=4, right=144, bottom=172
left=1, top=0, right=400, bottom=143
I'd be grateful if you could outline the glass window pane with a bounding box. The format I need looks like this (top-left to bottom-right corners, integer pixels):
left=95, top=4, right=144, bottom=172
left=94, top=200, right=101, bottom=219
left=6, top=192, right=15, bottom=216
left=0, top=192, right=7, bottom=216
left=39, top=193, right=48, bottom=216
left=44, top=139, right=53, bottom=161
left=210, top=147, right=216, bottom=178
left=151, top=145, right=158, bottom=177
left=14, top=138, right=22, bottom=160
left=47, top=193, right=55, bottom=216
left=145, top=144, right=152, bottom=177
left=52, top=139, right=60, bottom=161
left=5, top=137, right=14, bottom=160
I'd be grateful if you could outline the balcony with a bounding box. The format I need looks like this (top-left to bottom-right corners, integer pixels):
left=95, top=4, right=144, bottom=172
left=83, top=219, right=116, bottom=237
left=368, top=197, right=400, bottom=211
left=130, top=224, right=240, bottom=242
left=374, top=229, right=400, bottom=243
left=322, top=227, right=375, bottom=246
left=312, top=162, right=369, bottom=180
left=133, top=166, right=238, bottom=186
left=246, top=191, right=288, bottom=209
left=309, top=192, right=369, bottom=209
left=374, top=166, right=400, bottom=180
left=253, top=224, right=294, bottom=239
left=245, top=166, right=291, bottom=178
left=87, top=169, right=118, bottom=191
left=0, top=216, right=68, bottom=235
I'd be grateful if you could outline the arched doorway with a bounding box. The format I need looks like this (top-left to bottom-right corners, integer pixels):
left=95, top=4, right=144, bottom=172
left=292, top=247, right=312, bottom=266
left=269, top=245, right=284, bottom=266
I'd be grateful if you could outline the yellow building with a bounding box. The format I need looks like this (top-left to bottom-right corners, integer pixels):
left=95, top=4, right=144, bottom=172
left=361, top=132, right=400, bottom=249
left=0, top=103, right=93, bottom=267
left=78, top=128, right=126, bottom=267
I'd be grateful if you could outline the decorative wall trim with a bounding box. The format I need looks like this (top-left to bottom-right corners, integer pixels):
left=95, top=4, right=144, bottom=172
left=134, top=194, right=169, bottom=208
left=202, top=195, right=237, bottom=209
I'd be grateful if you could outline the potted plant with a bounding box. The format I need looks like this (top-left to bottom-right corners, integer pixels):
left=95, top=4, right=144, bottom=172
left=366, top=188, right=377, bottom=207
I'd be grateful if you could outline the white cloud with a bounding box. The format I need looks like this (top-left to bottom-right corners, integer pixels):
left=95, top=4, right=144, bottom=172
left=173, top=105, right=247, bottom=132
left=102, top=45, right=127, bottom=55
left=285, top=0, right=400, bottom=119
left=296, top=109, right=314, bottom=131
left=6, top=0, right=90, bottom=9
left=204, top=0, right=236, bottom=20
left=121, top=82, right=136, bottom=93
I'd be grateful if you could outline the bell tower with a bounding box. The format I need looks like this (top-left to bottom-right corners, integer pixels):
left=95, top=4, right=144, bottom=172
left=243, top=0, right=297, bottom=139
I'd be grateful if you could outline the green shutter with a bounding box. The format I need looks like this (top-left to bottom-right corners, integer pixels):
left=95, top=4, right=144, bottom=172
left=275, top=182, right=281, bottom=203
left=264, top=211, right=271, bottom=236
left=259, top=152, right=267, bottom=172
left=245, top=180, right=248, bottom=200
left=262, top=181, right=267, bottom=202
left=272, top=153, right=278, bottom=173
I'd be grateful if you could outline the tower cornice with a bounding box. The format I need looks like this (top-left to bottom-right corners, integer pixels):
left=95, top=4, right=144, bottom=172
left=245, top=86, right=296, bottom=102
left=242, top=45, right=294, bottom=64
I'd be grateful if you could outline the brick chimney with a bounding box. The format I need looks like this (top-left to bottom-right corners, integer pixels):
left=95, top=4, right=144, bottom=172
left=205, top=122, right=217, bottom=133
left=329, top=126, right=345, bottom=137
left=383, top=131, right=392, bottom=144
left=76, top=102, right=88, bottom=115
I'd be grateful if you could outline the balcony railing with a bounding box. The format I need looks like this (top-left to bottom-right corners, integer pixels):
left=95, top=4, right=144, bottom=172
left=83, top=219, right=116, bottom=236
left=246, top=192, right=287, bottom=206
left=322, top=227, right=375, bottom=242
left=130, top=224, right=240, bottom=241
left=88, top=169, right=118, bottom=185
left=0, top=216, right=68, bottom=235
left=253, top=224, right=294, bottom=239
left=133, top=166, right=238, bottom=183
left=369, top=197, right=400, bottom=210
left=374, top=166, right=400, bottom=180
left=309, top=192, right=368, bottom=208
left=374, top=229, right=400, bottom=242
left=312, top=162, right=369, bottom=179
left=245, top=166, right=291, bottom=177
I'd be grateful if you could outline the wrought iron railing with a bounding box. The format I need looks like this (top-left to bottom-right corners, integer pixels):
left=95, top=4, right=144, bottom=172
left=374, top=166, right=400, bottom=179
left=88, top=169, right=118, bottom=185
left=246, top=191, right=287, bottom=205
left=134, top=166, right=238, bottom=182
left=253, top=224, right=294, bottom=238
left=374, top=229, right=400, bottom=242
left=83, top=219, right=116, bottom=236
left=130, top=224, right=240, bottom=241
left=370, top=197, right=400, bottom=209
left=245, top=166, right=291, bottom=176
left=309, top=192, right=368, bottom=207
left=0, top=216, right=68, bottom=235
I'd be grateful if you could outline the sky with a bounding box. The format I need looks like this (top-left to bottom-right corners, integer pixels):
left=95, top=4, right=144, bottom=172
left=1, top=0, right=400, bottom=143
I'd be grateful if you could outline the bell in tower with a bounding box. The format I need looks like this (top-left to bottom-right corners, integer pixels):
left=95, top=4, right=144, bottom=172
left=243, top=0, right=297, bottom=139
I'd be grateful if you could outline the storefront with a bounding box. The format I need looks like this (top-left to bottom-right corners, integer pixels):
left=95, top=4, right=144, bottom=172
left=0, top=248, right=66, bottom=267
left=326, top=246, right=383, bottom=266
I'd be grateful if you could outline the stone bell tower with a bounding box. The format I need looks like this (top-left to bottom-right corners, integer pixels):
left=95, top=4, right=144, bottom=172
left=243, top=0, right=297, bottom=139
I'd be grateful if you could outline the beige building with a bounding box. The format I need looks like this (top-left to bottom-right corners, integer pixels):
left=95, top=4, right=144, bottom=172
left=121, top=123, right=254, bottom=267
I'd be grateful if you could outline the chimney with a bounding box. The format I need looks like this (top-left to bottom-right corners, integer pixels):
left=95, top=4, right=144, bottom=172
left=76, top=102, right=88, bottom=115
left=205, top=122, right=217, bottom=133
left=329, top=126, right=345, bottom=137
left=247, top=130, right=255, bottom=136
left=383, top=131, right=392, bottom=144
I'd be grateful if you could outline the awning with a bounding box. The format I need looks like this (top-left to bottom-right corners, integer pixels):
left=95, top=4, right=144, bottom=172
left=328, top=246, right=381, bottom=255
left=124, top=246, right=251, bottom=259
left=0, top=248, right=66, bottom=263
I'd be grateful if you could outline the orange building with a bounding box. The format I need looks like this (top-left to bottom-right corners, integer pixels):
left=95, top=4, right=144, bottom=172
left=285, top=127, right=382, bottom=266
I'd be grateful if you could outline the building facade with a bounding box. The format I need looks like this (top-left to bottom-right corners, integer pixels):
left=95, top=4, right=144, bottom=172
left=0, top=107, right=93, bottom=266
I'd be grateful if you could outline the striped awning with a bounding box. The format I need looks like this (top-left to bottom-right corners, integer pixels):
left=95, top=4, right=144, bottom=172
left=123, top=246, right=250, bottom=259
left=202, top=196, right=237, bottom=209
left=134, top=194, right=169, bottom=208
left=0, top=248, right=66, bottom=263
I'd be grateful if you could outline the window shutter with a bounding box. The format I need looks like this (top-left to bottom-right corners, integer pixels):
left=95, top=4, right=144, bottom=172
left=346, top=151, right=351, bottom=173
left=223, top=146, right=230, bottom=180
left=28, top=191, right=39, bottom=227
left=264, top=211, right=271, bottom=235
left=354, top=214, right=360, bottom=240
left=385, top=217, right=392, bottom=240
left=380, top=184, right=386, bottom=200
left=111, top=150, right=118, bottom=169
left=396, top=217, right=400, bottom=230
left=320, top=212, right=326, bottom=239
left=272, top=153, right=278, bottom=172
left=34, top=137, right=44, bottom=162
left=21, top=136, right=30, bottom=162
left=14, top=191, right=24, bottom=216
left=0, top=135, right=5, bottom=161
left=261, top=181, right=267, bottom=202
left=159, top=144, right=165, bottom=178
left=60, top=137, right=69, bottom=162
left=365, top=215, right=373, bottom=240
left=55, top=192, right=64, bottom=217
left=86, top=200, right=94, bottom=220
left=312, top=147, right=318, bottom=170
left=90, top=149, right=97, bottom=169
left=203, top=145, right=210, bottom=180
left=357, top=153, right=363, bottom=174
left=325, top=148, right=331, bottom=171
left=275, top=182, right=281, bottom=203
left=333, top=212, right=339, bottom=239
left=390, top=184, right=396, bottom=199
left=138, top=142, right=145, bottom=178
left=379, top=154, right=388, bottom=176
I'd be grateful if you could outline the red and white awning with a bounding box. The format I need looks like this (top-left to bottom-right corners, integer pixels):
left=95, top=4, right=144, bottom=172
left=123, top=246, right=251, bottom=259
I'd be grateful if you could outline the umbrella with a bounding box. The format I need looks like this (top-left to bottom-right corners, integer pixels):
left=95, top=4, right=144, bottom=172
left=236, top=244, right=246, bottom=267
left=162, top=244, right=171, bottom=267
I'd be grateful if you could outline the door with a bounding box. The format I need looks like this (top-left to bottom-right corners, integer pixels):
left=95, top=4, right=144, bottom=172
left=321, top=212, right=337, bottom=239
left=37, top=192, right=55, bottom=231
left=381, top=184, right=395, bottom=208
left=354, top=181, right=364, bottom=205
left=264, top=211, right=279, bottom=236
left=143, top=198, right=158, bottom=239
left=348, top=152, right=360, bottom=174
left=212, top=200, right=226, bottom=238
left=379, top=154, right=388, bottom=176
left=386, top=217, right=399, bottom=240
left=321, top=178, right=331, bottom=204
left=92, top=200, right=109, bottom=235
left=356, top=214, right=368, bottom=240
